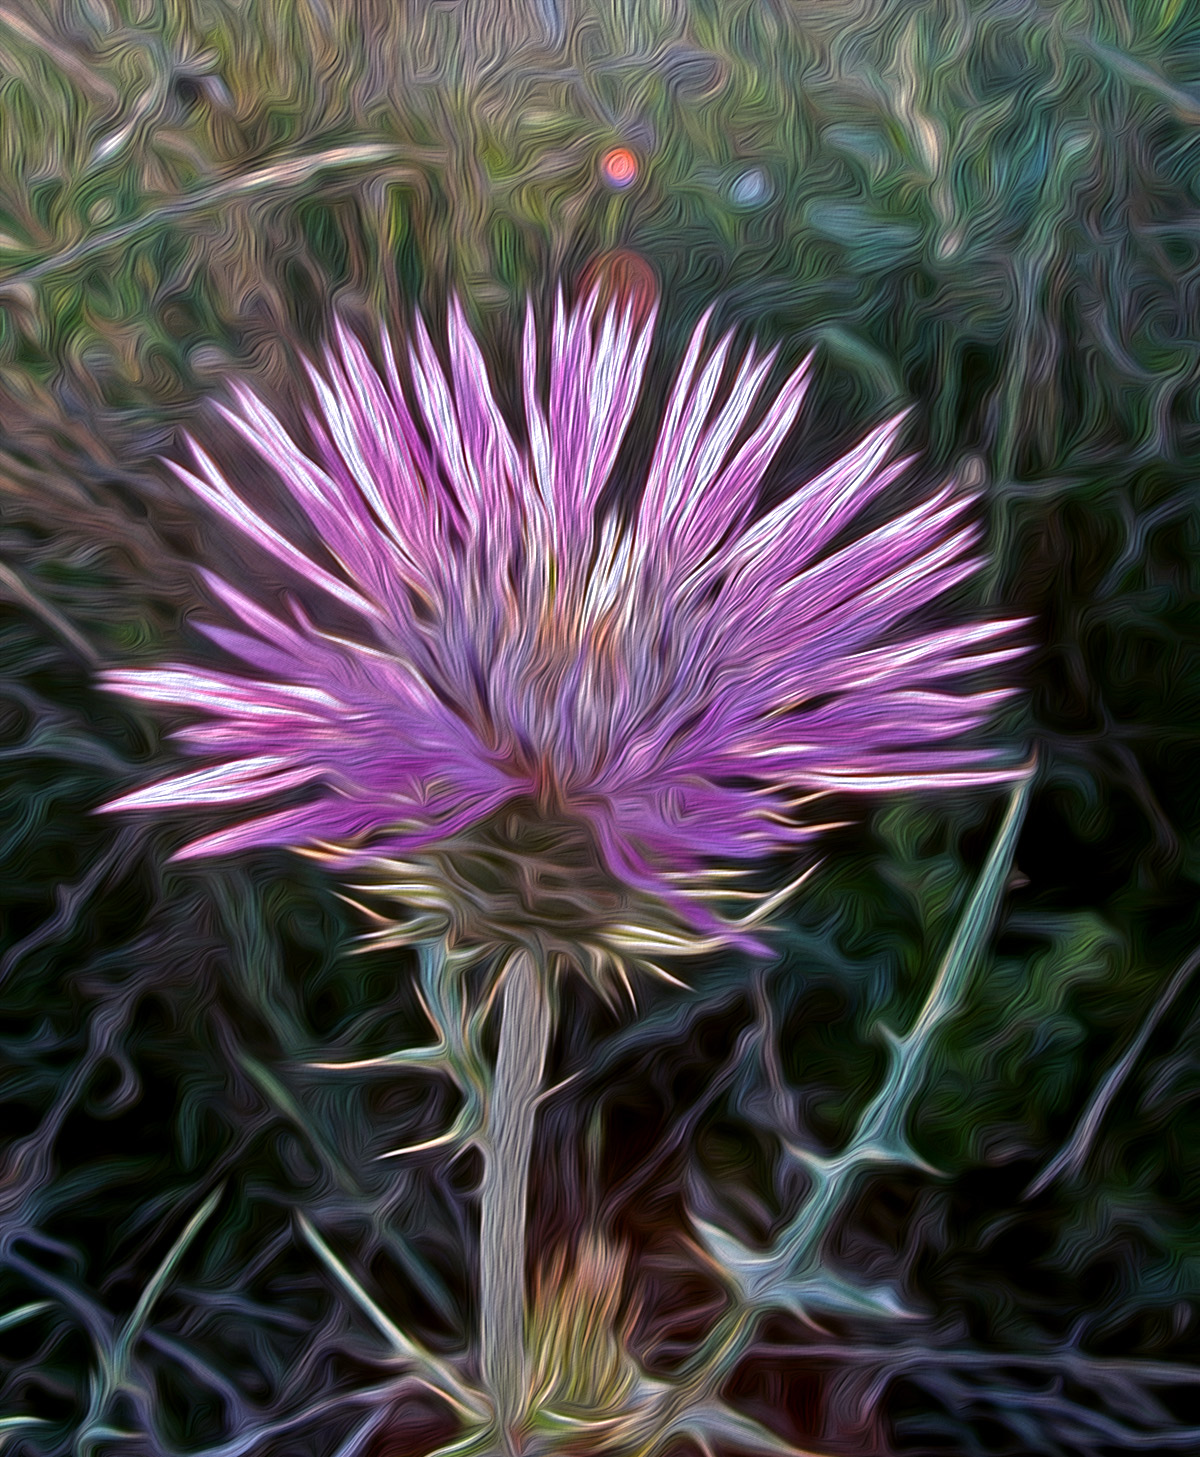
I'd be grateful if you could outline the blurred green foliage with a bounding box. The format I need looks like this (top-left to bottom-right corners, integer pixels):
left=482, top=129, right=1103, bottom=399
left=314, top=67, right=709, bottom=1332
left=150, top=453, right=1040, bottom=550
left=2, top=1, right=1200, bottom=1453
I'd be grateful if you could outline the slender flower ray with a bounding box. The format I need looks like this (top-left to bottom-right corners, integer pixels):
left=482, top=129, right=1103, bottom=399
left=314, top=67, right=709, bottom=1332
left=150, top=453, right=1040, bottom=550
left=99, top=289, right=1023, bottom=1450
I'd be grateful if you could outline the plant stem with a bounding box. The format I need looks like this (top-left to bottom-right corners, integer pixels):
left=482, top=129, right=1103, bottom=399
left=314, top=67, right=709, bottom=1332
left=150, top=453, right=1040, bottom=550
left=480, top=948, right=551, bottom=1447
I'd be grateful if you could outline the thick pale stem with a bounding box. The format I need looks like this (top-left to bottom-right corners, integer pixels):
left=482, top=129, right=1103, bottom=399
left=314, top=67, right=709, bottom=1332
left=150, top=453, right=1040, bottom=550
left=480, top=948, right=551, bottom=1445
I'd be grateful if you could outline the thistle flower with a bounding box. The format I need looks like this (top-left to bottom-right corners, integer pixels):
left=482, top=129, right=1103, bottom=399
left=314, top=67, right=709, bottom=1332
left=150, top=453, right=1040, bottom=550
left=102, top=290, right=1021, bottom=977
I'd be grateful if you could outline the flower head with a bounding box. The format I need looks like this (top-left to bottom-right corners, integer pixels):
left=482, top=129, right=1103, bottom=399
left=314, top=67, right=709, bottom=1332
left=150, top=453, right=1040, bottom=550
left=102, top=289, right=1021, bottom=977
left=526, top=1231, right=646, bottom=1444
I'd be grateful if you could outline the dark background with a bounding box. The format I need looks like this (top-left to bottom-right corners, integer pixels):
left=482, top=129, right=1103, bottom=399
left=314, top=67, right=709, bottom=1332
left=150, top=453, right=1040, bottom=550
left=1, top=2, right=1198, bottom=1452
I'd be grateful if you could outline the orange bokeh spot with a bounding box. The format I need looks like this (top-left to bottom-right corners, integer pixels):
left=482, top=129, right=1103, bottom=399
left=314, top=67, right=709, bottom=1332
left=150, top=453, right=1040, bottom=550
left=577, top=250, right=658, bottom=330
left=601, top=147, right=638, bottom=187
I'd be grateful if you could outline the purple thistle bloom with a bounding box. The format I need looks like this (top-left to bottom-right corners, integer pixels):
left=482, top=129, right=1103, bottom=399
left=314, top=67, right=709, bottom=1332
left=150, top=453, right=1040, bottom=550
left=101, top=291, right=1023, bottom=965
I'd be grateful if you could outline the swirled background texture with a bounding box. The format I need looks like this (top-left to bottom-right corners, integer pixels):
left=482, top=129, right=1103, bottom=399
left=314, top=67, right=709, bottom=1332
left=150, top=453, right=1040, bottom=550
left=1, top=2, right=1198, bottom=1454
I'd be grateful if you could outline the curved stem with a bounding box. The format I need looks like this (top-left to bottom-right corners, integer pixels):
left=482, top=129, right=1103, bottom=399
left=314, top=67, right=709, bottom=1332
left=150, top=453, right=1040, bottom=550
left=479, top=948, right=551, bottom=1447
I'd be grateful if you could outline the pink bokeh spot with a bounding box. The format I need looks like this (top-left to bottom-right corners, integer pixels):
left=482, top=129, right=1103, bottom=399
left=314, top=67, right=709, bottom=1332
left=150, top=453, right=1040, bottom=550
left=600, top=147, right=638, bottom=188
